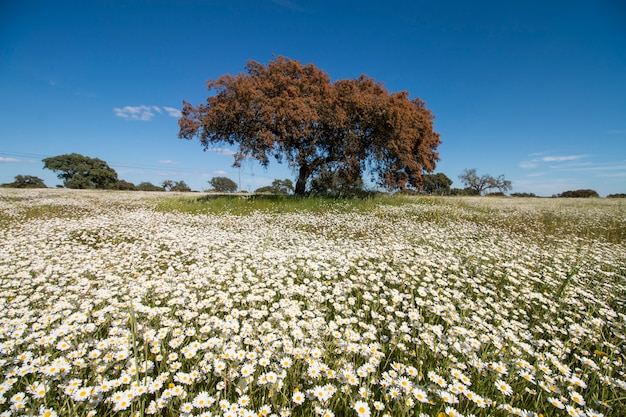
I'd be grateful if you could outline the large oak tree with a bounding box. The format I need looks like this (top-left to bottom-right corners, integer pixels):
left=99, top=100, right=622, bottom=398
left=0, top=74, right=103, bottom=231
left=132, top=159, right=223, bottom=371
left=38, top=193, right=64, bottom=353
left=179, top=57, right=441, bottom=195
left=42, top=153, right=118, bottom=189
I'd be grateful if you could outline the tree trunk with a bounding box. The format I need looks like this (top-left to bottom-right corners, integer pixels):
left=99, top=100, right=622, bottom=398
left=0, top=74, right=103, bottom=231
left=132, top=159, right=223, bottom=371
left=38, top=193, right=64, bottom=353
left=294, top=165, right=311, bottom=196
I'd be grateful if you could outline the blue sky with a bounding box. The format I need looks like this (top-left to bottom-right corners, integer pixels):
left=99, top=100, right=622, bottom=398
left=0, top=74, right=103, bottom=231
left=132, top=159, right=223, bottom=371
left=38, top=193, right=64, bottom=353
left=1, top=0, right=625, bottom=196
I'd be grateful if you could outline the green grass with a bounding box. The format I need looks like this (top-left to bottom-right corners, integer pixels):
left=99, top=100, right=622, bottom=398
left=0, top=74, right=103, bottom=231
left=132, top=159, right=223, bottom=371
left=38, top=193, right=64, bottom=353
left=155, top=193, right=419, bottom=215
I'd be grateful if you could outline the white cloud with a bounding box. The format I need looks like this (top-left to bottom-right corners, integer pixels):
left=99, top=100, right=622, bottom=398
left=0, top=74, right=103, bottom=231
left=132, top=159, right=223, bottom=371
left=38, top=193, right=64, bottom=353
left=210, top=147, right=236, bottom=156
left=540, top=155, right=586, bottom=162
left=211, top=170, right=228, bottom=175
left=520, top=154, right=587, bottom=169
left=518, top=161, right=537, bottom=169
left=113, top=105, right=181, bottom=121
left=159, top=160, right=178, bottom=165
left=113, top=105, right=156, bottom=121
left=163, top=106, right=182, bottom=118
left=0, top=157, right=36, bottom=163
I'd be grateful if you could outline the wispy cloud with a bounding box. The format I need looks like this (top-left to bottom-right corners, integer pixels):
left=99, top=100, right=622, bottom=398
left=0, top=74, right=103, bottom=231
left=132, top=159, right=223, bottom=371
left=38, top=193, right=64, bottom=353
left=163, top=106, right=182, bottom=118
left=553, top=163, right=626, bottom=173
left=113, top=105, right=181, bottom=121
left=520, top=154, right=587, bottom=169
left=540, top=155, right=586, bottom=162
left=0, top=157, right=36, bottom=163
left=519, top=161, right=538, bottom=169
left=159, top=160, right=178, bottom=165
left=210, top=147, right=236, bottom=156
left=114, top=105, right=158, bottom=121
left=211, top=170, right=228, bottom=175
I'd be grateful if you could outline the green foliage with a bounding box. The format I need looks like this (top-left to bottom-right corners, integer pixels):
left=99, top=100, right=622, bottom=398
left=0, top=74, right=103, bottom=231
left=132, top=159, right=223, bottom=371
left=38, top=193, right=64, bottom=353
left=607, top=193, right=626, bottom=198
left=449, top=187, right=479, bottom=196
left=395, top=188, right=420, bottom=196
left=161, top=180, right=191, bottom=192
left=136, top=182, right=165, bottom=191
left=511, top=192, right=537, bottom=197
left=209, top=176, right=237, bottom=193
left=254, top=179, right=294, bottom=195
left=557, top=189, right=600, bottom=198
left=271, top=178, right=294, bottom=194
left=112, top=179, right=136, bottom=190
left=309, top=169, right=365, bottom=197
left=156, top=193, right=418, bottom=216
left=421, top=172, right=452, bottom=195
left=42, top=153, right=118, bottom=189
left=1, top=175, right=47, bottom=188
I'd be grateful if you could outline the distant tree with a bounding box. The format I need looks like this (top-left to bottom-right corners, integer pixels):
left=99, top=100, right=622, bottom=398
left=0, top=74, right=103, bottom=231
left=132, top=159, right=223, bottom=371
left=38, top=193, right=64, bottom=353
left=1, top=175, right=47, bottom=188
left=511, top=192, right=536, bottom=197
left=557, top=189, right=599, bottom=198
left=309, top=168, right=365, bottom=197
left=492, top=174, right=513, bottom=194
left=607, top=193, right=626, bottom=198
left=209, top=176, right=237, bottom=193
left=42, top=153, right=118, bottom=189
left=255, top=179, right=294, bottom=194
left=448, top=187, right=476, bottom=196
left=170, top=181, right=191, bottom=192
left=178, top=56, right=441, bottom=196
left=271, top=179, right=294, bottom=195
left=422, top=173, right=452, bottom=195
left=162, top=180, right=191, bottom=192
left=112, top=180, right=136, bottom=190
left=458, top=169, right=511, bottom=195
left=136, top=182, right=165, bottom=191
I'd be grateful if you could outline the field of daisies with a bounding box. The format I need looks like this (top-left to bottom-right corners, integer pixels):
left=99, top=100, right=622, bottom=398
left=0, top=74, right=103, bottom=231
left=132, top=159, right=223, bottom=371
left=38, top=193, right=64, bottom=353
left=0, top=189, right=624, bottom=417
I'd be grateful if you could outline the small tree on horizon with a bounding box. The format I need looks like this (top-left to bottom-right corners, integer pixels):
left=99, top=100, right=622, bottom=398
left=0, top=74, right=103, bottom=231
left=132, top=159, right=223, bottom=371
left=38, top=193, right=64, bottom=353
left=162, top=180, right=191, bottom=192
left=254, top=178, right=295, bottom=195
left=136, top=182, right=165, bottom=191
left=422, top=173, right=453, bottom=195
left=1, top=175, right=47, bottom=188
left=458, top=169, right=511, bottom=195
left=557, top=189, right=599, bottom=198
left=209, top=176, right=237, bottom=193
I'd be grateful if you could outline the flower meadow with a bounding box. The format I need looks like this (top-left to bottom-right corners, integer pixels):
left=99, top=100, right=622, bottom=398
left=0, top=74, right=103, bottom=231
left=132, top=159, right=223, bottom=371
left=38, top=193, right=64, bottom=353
left=0, top=189, right=625, bottom=417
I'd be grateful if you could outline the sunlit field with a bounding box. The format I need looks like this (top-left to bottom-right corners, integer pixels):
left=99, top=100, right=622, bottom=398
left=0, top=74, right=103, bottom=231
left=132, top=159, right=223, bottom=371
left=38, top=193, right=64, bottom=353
left=1, top=189, right=624, bottom=417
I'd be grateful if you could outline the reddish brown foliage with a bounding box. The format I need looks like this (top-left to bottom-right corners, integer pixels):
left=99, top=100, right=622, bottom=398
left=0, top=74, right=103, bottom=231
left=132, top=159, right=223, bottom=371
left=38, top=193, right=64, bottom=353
left=179, top=57, right=441, bottom=195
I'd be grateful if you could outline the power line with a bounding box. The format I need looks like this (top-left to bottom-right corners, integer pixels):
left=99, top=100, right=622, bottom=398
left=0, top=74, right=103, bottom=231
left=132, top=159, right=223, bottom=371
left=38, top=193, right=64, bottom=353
left=0, top=150, right=264, bottom=179
left=0, top=150, right=203, bottom=175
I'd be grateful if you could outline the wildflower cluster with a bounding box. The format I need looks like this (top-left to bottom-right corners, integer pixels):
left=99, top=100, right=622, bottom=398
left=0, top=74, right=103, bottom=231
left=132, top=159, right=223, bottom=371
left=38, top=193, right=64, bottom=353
left=0, top=189, right=624, bottom=417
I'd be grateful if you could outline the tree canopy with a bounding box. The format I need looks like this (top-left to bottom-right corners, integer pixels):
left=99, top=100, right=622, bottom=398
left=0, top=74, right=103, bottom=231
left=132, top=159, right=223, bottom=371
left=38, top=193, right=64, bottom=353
left=422, top=173, right=453, bottom=195
left=179, top=56, right=441, bottom=195
left=42, top=153, right=118, bottom=189
left=209, top=176, right=238, bottom=193
left=1, top=175, right=47, bottom=188
left=458, top=169, right=512, bottom=195
left=557, top=189, right=599, bottom=198
left=255, top=179, right=294, bottom=195
left=162, top=180, right=192, bottom=192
